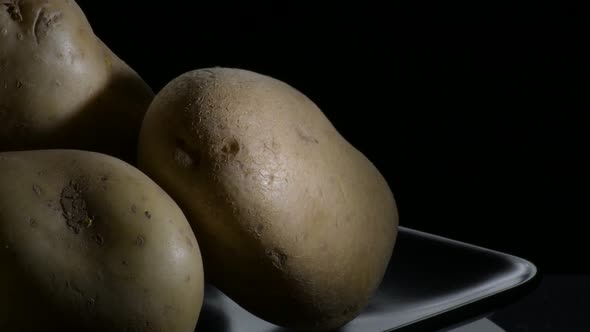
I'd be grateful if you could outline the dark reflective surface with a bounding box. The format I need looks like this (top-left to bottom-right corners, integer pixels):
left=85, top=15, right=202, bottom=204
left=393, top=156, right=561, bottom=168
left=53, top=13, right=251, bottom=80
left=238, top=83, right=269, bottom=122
left=195, top=285, right=230, bottom=332
left=195, top=227, right=537, bottom=331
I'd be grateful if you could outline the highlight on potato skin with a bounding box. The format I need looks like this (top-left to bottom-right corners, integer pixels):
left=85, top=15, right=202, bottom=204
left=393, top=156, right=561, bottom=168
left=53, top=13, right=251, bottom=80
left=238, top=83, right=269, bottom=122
left=0, top=150, right=204, bottom=332
left=0, top=0, right=153, bottom=163
left=138, top=67, right=399, bottom=331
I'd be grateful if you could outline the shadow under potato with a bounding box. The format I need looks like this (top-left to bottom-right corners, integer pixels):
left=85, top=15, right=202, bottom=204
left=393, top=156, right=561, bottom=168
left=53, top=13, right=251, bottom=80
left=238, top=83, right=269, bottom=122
left=195, top=285, right=230, bottom=332
left=195, top=302, right=231, bottom=332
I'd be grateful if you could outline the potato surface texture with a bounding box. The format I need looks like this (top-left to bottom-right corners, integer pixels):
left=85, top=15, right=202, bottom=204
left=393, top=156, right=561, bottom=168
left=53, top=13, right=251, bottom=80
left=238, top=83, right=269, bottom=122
left=138, top=68, right=399, bottom=330
left=0, top=150, right=203, bottom=332
left=0, top=0, right=153, bottom=162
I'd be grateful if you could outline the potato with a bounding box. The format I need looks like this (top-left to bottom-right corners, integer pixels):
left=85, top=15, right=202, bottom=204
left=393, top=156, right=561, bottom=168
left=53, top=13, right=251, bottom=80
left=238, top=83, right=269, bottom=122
left=137, top=68, right=399, bottom=330
left=0, top=150, right=203, bottom=332
left=0, top=0, right=153, bottom=162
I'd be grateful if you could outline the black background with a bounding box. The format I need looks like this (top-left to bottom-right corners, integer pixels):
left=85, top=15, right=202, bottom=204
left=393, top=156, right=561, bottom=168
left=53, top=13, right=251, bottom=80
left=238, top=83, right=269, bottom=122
left=77, top=1, right=589, bottom=274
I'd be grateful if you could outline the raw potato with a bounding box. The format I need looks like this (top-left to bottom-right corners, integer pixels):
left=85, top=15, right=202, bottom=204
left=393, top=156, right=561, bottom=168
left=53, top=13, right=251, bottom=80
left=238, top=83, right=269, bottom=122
left=0, top=150, right=204, bottom=332
left=0, top=0, right=153, bottom=162
left=138, top=68, right=399, bottom=330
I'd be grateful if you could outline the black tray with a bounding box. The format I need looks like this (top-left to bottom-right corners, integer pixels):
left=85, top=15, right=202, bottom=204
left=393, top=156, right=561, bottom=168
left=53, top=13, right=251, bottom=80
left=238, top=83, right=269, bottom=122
left=195, top=227, right=539, bottom=332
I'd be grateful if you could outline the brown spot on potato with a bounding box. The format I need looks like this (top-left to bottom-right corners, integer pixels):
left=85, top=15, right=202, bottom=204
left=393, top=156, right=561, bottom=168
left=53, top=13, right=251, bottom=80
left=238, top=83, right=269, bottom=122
left=296, top=126, right=319, bottom=144
left=15, top=80, right=22, bottom=88
left=144, top=210, right=151, bottom=219
left=135, top=235, right=145, bottom=248
left=60, top=180, right=92, bottom=233
left=122, top=260, right=128, bottom=266
left=266, top=248, right=288, bottom=270
left=99, top=176, right=109, bottom=190
left=94, top=234, right=104, bottom=246
left=32, top=184, right=42, bottom=196
left=29, top=218, right=38, bottom=228
left=16, top=32, right=22, bottom=40
left=3, top=0, right=23, bottom=22
left=221, top=138, right=240, bottom=156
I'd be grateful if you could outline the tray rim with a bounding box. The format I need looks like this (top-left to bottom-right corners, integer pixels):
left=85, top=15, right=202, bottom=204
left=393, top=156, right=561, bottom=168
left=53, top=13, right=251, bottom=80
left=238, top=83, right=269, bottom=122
left=386, top=226, right=539, bottom=332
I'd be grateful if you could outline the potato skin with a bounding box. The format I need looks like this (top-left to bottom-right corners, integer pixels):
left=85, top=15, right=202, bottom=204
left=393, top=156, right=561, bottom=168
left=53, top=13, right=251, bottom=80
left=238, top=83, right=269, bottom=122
left=0, top=0, right=153, bottom=162
left=0, top=150, right=203, bottom=332
left=138, top=68, right=399, bottom=330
